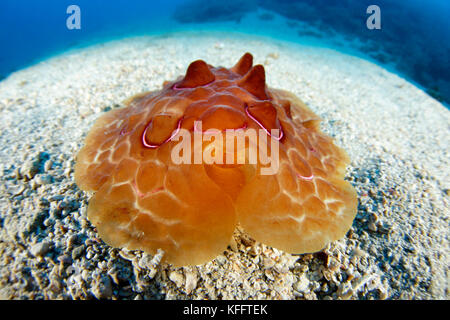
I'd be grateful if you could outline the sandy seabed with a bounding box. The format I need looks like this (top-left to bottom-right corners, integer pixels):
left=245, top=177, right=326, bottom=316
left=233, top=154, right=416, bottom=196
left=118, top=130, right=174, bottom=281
left=0, top=32, right=448, bottom=299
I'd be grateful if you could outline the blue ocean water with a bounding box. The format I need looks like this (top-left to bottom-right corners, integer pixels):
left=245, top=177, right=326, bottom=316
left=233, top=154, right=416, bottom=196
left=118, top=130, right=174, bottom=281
left=0, top=0, right=449, bottom=104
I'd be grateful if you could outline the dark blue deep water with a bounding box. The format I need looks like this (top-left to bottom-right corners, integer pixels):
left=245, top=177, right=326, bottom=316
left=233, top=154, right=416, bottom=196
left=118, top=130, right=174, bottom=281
left=1, top=0, right=449, bottom=104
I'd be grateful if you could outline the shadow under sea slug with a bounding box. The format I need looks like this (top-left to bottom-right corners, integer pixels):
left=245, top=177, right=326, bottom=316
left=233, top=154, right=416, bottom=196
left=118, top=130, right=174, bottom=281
left=74, top=53, right=357, bottom=266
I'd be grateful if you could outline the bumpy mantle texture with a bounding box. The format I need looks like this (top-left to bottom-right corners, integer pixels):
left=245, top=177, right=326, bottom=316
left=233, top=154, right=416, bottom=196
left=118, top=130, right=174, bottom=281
left=74, top=53, right=357, bottom=266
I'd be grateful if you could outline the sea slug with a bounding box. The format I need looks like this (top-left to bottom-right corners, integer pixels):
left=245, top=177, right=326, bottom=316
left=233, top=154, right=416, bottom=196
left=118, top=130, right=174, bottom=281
left=74, top=53, right=357, bottom=266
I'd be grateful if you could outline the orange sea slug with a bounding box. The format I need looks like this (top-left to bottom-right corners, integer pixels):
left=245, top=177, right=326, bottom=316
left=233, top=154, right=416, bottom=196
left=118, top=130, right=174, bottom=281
left=74, top=53, right=357, bottom=266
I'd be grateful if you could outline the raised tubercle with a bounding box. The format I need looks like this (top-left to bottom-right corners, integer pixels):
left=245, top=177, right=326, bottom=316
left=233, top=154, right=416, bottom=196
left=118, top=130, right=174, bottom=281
left=237, top=64, right=269, bottom=100
left=175, top=60, right=215, bottom=89
left=231, top=52, right=254, bottom=76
